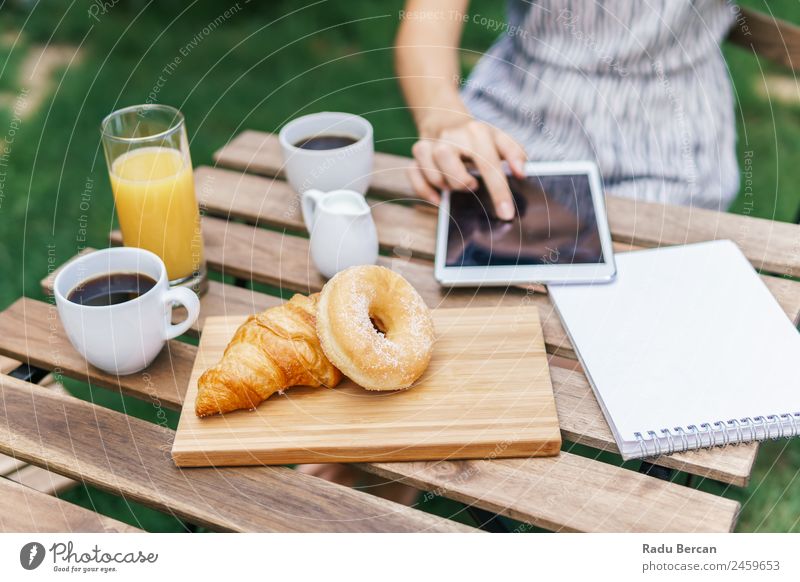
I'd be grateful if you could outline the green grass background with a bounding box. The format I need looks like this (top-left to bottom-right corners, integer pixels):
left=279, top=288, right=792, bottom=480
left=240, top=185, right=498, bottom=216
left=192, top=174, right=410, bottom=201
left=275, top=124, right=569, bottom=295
left=0, top=0, right=798, bottom=532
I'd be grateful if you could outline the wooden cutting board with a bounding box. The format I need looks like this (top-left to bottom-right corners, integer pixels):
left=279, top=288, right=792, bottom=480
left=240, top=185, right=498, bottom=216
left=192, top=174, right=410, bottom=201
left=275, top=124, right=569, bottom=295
left=172, top=306, right=561, bottom=466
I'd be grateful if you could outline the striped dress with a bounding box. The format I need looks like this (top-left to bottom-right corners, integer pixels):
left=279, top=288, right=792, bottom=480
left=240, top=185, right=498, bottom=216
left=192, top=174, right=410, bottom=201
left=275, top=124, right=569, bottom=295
left=462, top=0, right=739, bottom=210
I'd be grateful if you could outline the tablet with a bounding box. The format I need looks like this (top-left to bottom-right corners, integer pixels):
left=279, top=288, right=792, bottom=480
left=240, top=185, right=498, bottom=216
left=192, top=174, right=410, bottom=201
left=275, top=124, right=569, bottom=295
left=434, top=161, right=616, bottom=286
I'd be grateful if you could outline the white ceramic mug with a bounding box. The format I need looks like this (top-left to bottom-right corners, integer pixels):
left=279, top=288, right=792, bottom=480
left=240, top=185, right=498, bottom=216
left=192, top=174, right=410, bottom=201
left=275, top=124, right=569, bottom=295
left=279, top=112, right=373, bottom=195
left=54, top=247, right=200, bottom=375
left=301, top=189, right=379, bottom=279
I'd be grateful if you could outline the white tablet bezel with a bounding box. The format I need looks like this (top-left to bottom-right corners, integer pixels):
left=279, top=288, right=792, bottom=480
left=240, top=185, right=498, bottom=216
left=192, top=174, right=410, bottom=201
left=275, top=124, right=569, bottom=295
left=434, top=161, right=617, bottom=287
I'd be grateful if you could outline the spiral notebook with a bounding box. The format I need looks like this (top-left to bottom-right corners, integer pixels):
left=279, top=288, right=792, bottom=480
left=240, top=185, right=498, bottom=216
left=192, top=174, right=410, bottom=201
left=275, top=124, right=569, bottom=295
left=549, top=240, right=800, bottom=459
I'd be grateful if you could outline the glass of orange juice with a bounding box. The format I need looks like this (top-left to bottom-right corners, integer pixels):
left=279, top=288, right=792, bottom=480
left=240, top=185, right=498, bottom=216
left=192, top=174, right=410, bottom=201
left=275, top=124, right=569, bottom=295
left=101, top=104, right=206, bottom=294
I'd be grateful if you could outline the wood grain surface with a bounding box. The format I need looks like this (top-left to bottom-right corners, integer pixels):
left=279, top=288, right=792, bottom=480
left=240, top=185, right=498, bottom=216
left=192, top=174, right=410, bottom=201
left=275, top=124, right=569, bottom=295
left=0, top=478, right=139, bottom=533
left=172, top=307, right=562, bottom=466
left=0, top=374, right=473, bottom=532
left=213, top=131, right=800, bottom=277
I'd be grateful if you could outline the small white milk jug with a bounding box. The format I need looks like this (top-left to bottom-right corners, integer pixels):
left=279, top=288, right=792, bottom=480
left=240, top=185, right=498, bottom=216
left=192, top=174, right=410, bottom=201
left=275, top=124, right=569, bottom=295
left=301, top=189, right=379, bottom=279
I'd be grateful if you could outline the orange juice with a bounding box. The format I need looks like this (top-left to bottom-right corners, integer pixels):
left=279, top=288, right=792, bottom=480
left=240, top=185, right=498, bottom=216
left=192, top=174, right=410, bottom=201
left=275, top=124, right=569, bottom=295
left=110, top=147, right=203, bottom=281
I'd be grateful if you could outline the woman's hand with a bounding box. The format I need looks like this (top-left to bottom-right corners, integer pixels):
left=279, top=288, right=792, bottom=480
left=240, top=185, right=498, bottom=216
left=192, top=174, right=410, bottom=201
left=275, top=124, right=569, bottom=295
left=395, top=0, right=526, bottom=220
left=408, top=114, right=527, bottom=221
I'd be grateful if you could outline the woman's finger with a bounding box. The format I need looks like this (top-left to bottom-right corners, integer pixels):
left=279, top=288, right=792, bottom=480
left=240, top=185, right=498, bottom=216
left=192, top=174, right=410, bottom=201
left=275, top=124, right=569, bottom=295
left=411, top=140, right=446, bottom=189
left=431, top=142, right=478, bottom=191
left=466, top=125, right=515, bottom=220
left=493, top=130, right=527, bottom=178
left=406, top=163, right=440, bottom=204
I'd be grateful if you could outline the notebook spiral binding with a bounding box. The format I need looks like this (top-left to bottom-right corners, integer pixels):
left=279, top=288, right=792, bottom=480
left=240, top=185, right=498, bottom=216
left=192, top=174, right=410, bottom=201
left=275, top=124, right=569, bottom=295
left=634, top=413, right=800, bottom=457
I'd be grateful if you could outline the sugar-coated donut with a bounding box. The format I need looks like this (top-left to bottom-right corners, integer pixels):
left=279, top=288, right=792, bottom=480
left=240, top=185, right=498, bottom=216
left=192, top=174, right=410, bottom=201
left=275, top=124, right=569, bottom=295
left=316, top=265, right=435, bottom=391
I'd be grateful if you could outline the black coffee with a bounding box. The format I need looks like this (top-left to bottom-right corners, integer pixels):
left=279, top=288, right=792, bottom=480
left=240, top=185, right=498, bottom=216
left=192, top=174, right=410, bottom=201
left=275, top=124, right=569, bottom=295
left=294, top=134, right=358, bottom=150
left=67, top=272, right=157, bottom=306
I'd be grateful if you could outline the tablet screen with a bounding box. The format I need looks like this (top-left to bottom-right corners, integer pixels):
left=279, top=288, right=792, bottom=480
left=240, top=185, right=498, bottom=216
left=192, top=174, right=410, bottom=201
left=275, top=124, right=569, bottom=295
left=445, top=173, right=605, bottom=268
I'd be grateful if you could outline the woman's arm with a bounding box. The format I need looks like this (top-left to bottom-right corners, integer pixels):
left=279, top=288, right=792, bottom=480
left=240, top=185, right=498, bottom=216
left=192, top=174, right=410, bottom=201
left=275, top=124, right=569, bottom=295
left=395, top=0, right=526, bottom=219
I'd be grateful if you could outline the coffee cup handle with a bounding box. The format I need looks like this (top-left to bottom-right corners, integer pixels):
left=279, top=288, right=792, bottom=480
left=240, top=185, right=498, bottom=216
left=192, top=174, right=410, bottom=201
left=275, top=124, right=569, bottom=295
left=163, top=287, right=201, bottom=340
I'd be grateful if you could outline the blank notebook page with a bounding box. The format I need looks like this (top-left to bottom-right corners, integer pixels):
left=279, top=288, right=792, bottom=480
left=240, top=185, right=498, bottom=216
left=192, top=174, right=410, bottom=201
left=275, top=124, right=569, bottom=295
left=548, top=240, right=800, bottom=459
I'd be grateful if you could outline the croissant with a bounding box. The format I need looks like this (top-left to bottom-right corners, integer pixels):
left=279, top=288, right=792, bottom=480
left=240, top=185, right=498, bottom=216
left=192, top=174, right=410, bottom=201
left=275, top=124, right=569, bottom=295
left=195, top=293, right=342, bottom=417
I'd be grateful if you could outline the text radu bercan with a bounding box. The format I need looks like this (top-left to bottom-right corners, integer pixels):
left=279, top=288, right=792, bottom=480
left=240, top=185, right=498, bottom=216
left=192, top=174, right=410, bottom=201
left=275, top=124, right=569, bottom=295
left=643, top=543, right=717, bottom=554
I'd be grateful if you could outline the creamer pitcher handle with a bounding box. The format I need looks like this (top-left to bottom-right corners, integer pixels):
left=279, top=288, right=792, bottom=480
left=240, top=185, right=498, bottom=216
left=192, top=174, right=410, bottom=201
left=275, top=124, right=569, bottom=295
left=301, top=189, right=326, bottom=233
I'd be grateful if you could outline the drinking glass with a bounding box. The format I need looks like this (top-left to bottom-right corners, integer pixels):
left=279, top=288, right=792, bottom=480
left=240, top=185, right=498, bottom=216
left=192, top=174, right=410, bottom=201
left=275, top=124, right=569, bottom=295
left=101, top=104, right=207, bottom=294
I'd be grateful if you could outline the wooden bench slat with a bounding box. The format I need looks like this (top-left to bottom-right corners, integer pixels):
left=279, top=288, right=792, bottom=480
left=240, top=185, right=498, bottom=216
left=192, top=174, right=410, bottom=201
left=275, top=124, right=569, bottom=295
left=0, top=478, right=139, bottom=533
left=194, top=166, right=800, bottom=325
left=213, top=131, right=800, bottom=277
left=0, top=374, right=473, bottom=533
left=361, top=454, right=739, bottom=533
left=0, top=294, right=756, bottom=487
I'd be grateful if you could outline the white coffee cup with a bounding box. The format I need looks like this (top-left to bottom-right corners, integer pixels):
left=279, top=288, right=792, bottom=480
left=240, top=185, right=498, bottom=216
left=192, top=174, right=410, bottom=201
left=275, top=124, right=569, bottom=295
left=54, top=247, right=200, bottom=375
left=279, top=112, right=374, bottom=195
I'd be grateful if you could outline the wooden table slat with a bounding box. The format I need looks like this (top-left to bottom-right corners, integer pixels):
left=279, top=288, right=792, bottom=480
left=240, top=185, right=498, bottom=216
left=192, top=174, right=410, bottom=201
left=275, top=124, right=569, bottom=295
left=0, top=374, right=473, bottom=533
left=213, top=130, right=800, bottom=277
left=0, top=296, right=757, bottom=487
left=360, top=455, right=739, bottom=533
left=0, top=478, right=139, bottom=533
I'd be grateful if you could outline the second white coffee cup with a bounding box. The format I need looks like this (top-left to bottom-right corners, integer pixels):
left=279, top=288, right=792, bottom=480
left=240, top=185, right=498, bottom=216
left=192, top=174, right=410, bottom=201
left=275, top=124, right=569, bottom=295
left=279, top=111, right=373, bottom=195
left=53, top=247, right=200, bottom=375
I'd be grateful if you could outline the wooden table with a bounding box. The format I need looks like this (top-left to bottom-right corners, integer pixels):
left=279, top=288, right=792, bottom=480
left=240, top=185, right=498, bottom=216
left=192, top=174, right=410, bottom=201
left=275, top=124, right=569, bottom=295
left=1, top=130, right=798, bottom=533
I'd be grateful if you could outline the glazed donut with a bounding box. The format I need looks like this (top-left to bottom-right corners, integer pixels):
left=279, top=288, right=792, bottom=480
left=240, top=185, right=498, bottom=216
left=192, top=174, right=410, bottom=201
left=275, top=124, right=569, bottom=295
left=316, top=265, right=435, bottom=391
